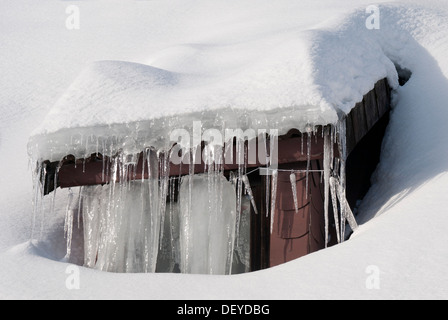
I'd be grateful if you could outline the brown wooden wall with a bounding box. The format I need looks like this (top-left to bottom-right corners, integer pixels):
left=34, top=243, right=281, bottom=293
left=269, top=161, right=325, bottom=267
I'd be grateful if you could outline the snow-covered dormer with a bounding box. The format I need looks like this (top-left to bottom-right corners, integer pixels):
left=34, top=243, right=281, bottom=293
left=27, top=5, right=400, bottom=274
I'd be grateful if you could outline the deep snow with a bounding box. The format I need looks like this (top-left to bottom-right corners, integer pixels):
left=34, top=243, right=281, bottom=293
left=1, top=0, right=448, bottom=299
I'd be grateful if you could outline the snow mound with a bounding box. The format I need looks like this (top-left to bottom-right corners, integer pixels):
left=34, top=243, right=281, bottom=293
left=40, top=61, right=180, bottom=134
left=2, top=0, right=448, bottom=299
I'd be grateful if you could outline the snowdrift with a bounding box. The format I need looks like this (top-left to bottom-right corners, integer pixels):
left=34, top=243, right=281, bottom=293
left=1, top=0, right=448, bottom=299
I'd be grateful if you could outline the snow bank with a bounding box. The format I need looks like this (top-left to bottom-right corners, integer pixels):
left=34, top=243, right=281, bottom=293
left=2, top=0, right=448, bottom=299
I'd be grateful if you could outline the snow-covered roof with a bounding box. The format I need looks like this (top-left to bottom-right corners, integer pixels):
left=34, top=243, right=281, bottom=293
left=29, top=1, right=400, bottom=161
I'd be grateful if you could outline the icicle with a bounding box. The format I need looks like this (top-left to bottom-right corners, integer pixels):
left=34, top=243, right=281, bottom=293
left=178, top=173, right=236, bottom=275
left=108, top=153, right=125, bottom=272
left=101, top=153, right=106, bottom=183
left=82, top=185, right=101, bottom=269
left=333, top=176, right=358, bottom=238
left=180, top=145, right=197, bottom=274
left=263, top=133, right=270, bottom=218
left=146, top=148, right=161, bottom=273
left=301, top=133, right=304, bottom=155
left=270, top=169, right=278, bottom=234
left=38, top=163, right=49, bottom=238
left=330, top=130, right=334, bottom=171
left=234, top=137, right=245, bottom=246
left=226, top=184, right=236, bottom=275
left=75, top=186, right=83, bottom=230
left=242, top=174, right=258, bottom=215
left=30, top=161, right=43, bottom=240
left=63, top=188, right=75, bottom=261
left=168, top=177, right=178, bottom=269
left=337, top=118, right=348, bottom=242
left=94, top=153, right=116, bottom=272
left=265, top=173, right=270, bottom=218
left=143, top=148, right=154, bottom=272
left=49, top=165, right=59, bottom=218
left=289, top=171, right=299, bottom=215
left=323, top=126, right=331, bottom=248
left=344, top=200, right=358, bottom=233
left=158, top=151, right=170, bottom=250
left=329, top=177, right=341, bottom=244
left=95, top=136, right=99, bottom=156
left=206, top=166, right=215, bottom=274
left=305, top=130, right=312, bottom=199
left=82, top=158, right=86, bottom=173
left=132, top=153, right=139, bottom=180
left=80, top=148, right=162, bottom=273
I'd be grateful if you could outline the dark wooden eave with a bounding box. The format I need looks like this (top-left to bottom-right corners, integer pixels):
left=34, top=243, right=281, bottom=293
left=55, top=132, right=333, bottom=191
left=345, top=78, right=391, bottom=154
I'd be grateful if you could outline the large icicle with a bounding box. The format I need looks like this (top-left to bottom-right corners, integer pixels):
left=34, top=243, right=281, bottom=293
left=178, top=173, right=237, bottom=275
left=235, top=137, right=245, bottom=246
left=63, top=188, right=75, bottom=261
left=344, top=201, right=358, bottom=234
left=181, top=145, right=196, bottom=274
left=305, top=130, right=312, bottom=199
left=333, top=175, right=358, bottom=237
left=30, top=160, right=44, bottom=240
left=323, top=126, right=331, bottom=248
left=242, top=174, right=258, bottom=215
left=143, top=148, right=161, bottom=273
left=337, top=118, right=351, bottom=241
left=80, top=149, right=161, bottom=273
left=329, top=176, right=341, bottom=244
left=168, top=177, right=180, bottom=271
left=270, top=169, right=278, bottom=234
left=82, top=186, right=100, bottom=269
left=263, top=133, right=271, bottom=219
left=158, top=151, right=171, bottom=250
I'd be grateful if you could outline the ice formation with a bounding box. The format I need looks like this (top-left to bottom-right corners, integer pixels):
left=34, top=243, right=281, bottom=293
left=28, top=114, right=358, bottom=274
left=269, top=169, right=278, bottom=235
left=289, top=172, right=300, bottom=215
left=178, top=173, right=236, bottom=275
left=66, top=149, right=161, bottom=273
left=25, top=0, right=395, bottom=274
left=242, top=174, right=258, bottom=215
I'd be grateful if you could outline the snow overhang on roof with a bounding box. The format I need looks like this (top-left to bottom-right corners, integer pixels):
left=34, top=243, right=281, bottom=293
left=28, top=5, right=399, bottom=163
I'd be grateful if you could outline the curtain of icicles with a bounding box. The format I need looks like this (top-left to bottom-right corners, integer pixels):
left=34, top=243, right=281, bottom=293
left=29, top=120, right=357, bottom=274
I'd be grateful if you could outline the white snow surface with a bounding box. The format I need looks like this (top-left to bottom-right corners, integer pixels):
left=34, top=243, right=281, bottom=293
left=28, top=0, right=403, bottom=161
left=1, top=0, right=448, bottom=299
